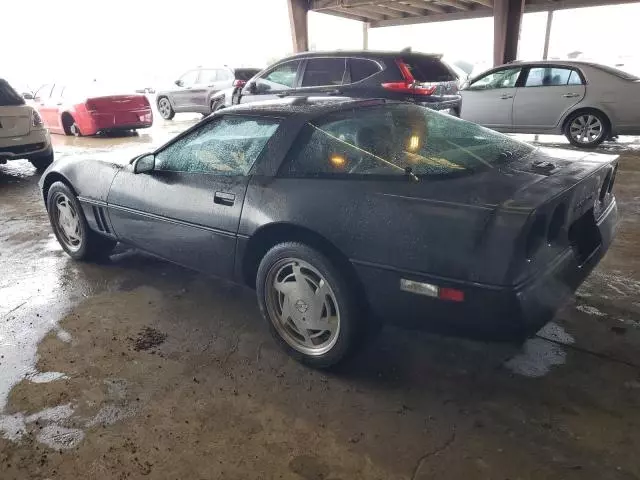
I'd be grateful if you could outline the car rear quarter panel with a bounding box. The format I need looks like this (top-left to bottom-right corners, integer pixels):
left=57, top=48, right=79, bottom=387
left=239, top=175, right=530, bottom=287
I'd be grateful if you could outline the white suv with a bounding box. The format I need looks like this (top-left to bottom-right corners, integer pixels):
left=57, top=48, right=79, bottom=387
left=0, top=79, right=53, bottom=171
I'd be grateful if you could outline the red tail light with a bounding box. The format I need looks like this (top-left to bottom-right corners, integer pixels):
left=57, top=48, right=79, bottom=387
left=233, top=80, right=246, bottom=88
left=439, top=287, right=465, bottom=302
left=382, top=59, right=437, bottom=95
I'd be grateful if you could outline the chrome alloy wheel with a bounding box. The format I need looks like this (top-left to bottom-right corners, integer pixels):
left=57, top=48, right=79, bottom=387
left=52, top=192, right=82, bottom=252
left=158, top=98, right=172, bottom=119
left=265, top=258, right=340, bottom=356
left=569, top=114, right=604, bottom=145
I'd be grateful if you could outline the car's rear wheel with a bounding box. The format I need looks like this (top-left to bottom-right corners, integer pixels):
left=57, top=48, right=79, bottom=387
left=29, top=151, right=54, bottom=172
left=157, top=97, right=175, bottom=120
left=47, top=182, right=116, bottom=260
left=564, top=110, right=609, bottom=148
left=256, top=242, right=359, bottom=368
left=70, top=123, right=82, bottom=137
left=210, top=98, right=225, bottom=113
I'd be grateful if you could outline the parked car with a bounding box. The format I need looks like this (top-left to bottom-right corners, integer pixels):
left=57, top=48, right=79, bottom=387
left=156, top=67, right=261, bottom=119
left=0, top=78, right=54, bottom=171
left=461, top=60, right=640, bottom=148
left=34, top=83, right=152, bottom=137
left=40, top=97, right=618, bottom=367
left=222, top=50, right=462, bottom=115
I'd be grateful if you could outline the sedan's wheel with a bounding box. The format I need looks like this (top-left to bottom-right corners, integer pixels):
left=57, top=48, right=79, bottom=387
left=70, top=123, right=82, bottom=137
left=565, top=111, right=609, bottom=148
left=257, top=242, right=359, bottom=368
left=47, top=182, right=116, bottom=260
left=157, top=97, right=175, bottom=120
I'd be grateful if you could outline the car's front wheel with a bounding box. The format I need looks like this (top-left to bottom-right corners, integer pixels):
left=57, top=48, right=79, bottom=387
left=256, top=242, right=359, bottom=368
left=564, top=110, right=609, bottom=148
left=47, top=182, right=116, bottom=260
left=157, top=97, right=175, bottom=120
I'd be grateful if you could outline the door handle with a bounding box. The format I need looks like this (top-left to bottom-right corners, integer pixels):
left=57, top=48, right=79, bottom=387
left=214, top=191, right=235, bottom=206
left=562, top=93, right=580, bottom=98
left=500, top=94, right=514, bottom=99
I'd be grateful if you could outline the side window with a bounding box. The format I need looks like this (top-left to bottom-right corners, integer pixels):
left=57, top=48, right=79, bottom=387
left=179, top=70, right=199, bottom=87
left=349, top=58, right=382, bottom=83
left=256, top=61, right=300, bottom=91
left=468, top=68, right=521, bottom=90
left=217, top=69, right=233, bottom=81
left=155, top=116, right=280, bottom=175
left=199, top=69, right=217, bottom=84
left=301, top=58, right=347, bottom=87
left=524, top=67, right=578, bottom=87
left=568, top=70, right=583, bottom=85
left=35, top=84, right=53, bottom=101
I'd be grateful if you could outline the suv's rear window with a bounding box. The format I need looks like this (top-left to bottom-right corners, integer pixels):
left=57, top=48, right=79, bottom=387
left=235, top=69, right=261, bottom=81
left=350, top=59, right=381, bottom=82
left=0, top=79, right=25, bottom=106
left=402, top=57, right=455, bottom=82
left=283, top=104, right=533, bottom=178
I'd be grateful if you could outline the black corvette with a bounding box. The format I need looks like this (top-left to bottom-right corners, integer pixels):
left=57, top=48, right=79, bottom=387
left=40, top=98, right=618, bottom=367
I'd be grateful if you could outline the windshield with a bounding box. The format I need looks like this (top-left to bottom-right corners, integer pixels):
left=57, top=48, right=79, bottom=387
left=284, top=104, right=534, bottom=178
left=0, top=79, right=25, bottom=106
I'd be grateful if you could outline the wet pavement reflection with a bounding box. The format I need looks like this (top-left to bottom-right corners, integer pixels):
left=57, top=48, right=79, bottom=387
left=1, top=118, right=640, bottom=479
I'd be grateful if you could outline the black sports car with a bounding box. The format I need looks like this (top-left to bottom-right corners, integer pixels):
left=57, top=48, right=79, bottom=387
left=40, top=97, right=618, bottom=368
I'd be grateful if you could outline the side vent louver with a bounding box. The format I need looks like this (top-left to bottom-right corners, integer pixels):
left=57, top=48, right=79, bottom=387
left=92, top=206, right=111, bottom=234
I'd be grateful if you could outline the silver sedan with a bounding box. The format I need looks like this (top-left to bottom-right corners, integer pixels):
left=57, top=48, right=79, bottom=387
left=460, top=60, right=640, bottom=148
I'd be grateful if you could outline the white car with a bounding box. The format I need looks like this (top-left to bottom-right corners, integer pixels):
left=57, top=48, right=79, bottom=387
left=460, top=60, right=640, bottom=148
left=0, top=78, right=53, bottom=170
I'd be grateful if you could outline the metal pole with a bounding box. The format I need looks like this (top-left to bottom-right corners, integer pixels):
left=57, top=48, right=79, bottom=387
left=363, top=22, right=369, bottom=50
left=542, top=10, right=554, bottom=60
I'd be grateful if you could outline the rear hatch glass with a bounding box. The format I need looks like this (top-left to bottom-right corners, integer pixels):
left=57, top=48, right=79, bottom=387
left=401, top=57, right=456, bottom=82
left=0, top=79, right=25, bottom=106
left=234, top=69, right=261, bottom=81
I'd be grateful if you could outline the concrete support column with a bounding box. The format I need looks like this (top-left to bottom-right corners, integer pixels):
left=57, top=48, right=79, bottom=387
left=493, top=0, right=525, bottom=66
left=363, top=22, right=369, bottom=49
left=288, top=0, right=309, bottom=53
left=542, top=10, right=554, bottom=59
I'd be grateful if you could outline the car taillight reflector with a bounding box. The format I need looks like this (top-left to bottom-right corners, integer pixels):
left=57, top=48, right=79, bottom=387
left=400, top=279, right=464, bottom=302
left=233, top=80, right=246, bottom=88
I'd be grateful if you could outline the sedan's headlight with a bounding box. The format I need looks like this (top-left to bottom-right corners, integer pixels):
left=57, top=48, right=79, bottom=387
left=32, top=110, right=44, bottom=128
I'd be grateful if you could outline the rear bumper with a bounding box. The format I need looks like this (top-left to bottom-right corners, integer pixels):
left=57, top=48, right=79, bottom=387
left=353, top=199, right=617, bottom=339
left=0, top=128, right=51, bottom=162
left=88, top=109, right=153, bottom=133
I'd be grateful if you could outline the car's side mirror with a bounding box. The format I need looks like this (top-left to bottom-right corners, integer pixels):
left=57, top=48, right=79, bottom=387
left=246, top=81, right=257, bottom=94
left=22, top=92, right=34, bottom=100
left=175, top=79, right=184, bottom=87
left=134, top=153, right=155, bottom=174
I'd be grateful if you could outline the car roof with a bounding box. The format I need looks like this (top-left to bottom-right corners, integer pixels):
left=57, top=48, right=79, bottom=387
left=507, top=60, right=608, bottom=68
left=221, top=97, right=390, bottom=117
left=282, top=50, right=443, bottom=60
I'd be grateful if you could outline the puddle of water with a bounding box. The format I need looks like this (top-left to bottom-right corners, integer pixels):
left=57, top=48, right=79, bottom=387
left=27, top=371, right=68, bottom=383
left=504, top=322, right=574, bottom=378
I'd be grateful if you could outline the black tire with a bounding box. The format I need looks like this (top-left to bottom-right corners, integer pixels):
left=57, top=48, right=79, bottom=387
left=256, top=242, right=360, bottom=369
left=157, top=96, right=175, bottom=120
left=210, top=97, right=225, bottom=113
left=563, top=110, right=609, bottom=149
left=46, top=181, right=116, bottom=261
left=29, top=151, right=54, bottom=172
left=70, top=122, right=82, bottom=137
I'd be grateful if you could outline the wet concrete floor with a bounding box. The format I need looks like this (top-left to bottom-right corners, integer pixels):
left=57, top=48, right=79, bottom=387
left=1, top=117, right=639, bottom=479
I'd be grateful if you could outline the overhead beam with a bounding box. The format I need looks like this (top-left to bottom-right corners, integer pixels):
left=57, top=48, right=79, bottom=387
left=433, top=0, right=471, bottom=10
left=288, top=0, right=309, bottom=53
left=383, top=2, right=433, bottom=15
left=359, top=4, right=406, bottom=17
left=466, top=0, right=493, bottom=6
left=338, top=6, right=387, bottom=20
left=399, top=0, right=447, bottom=13
left=371, top=7, right=490, bottom=26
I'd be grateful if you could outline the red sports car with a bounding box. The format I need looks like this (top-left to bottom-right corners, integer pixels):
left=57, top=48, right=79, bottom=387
left=34, top=83, right=153, bottom=136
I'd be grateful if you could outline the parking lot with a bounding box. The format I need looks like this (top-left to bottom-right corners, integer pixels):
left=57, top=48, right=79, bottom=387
left=1, top=117, right=640, bottom=479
